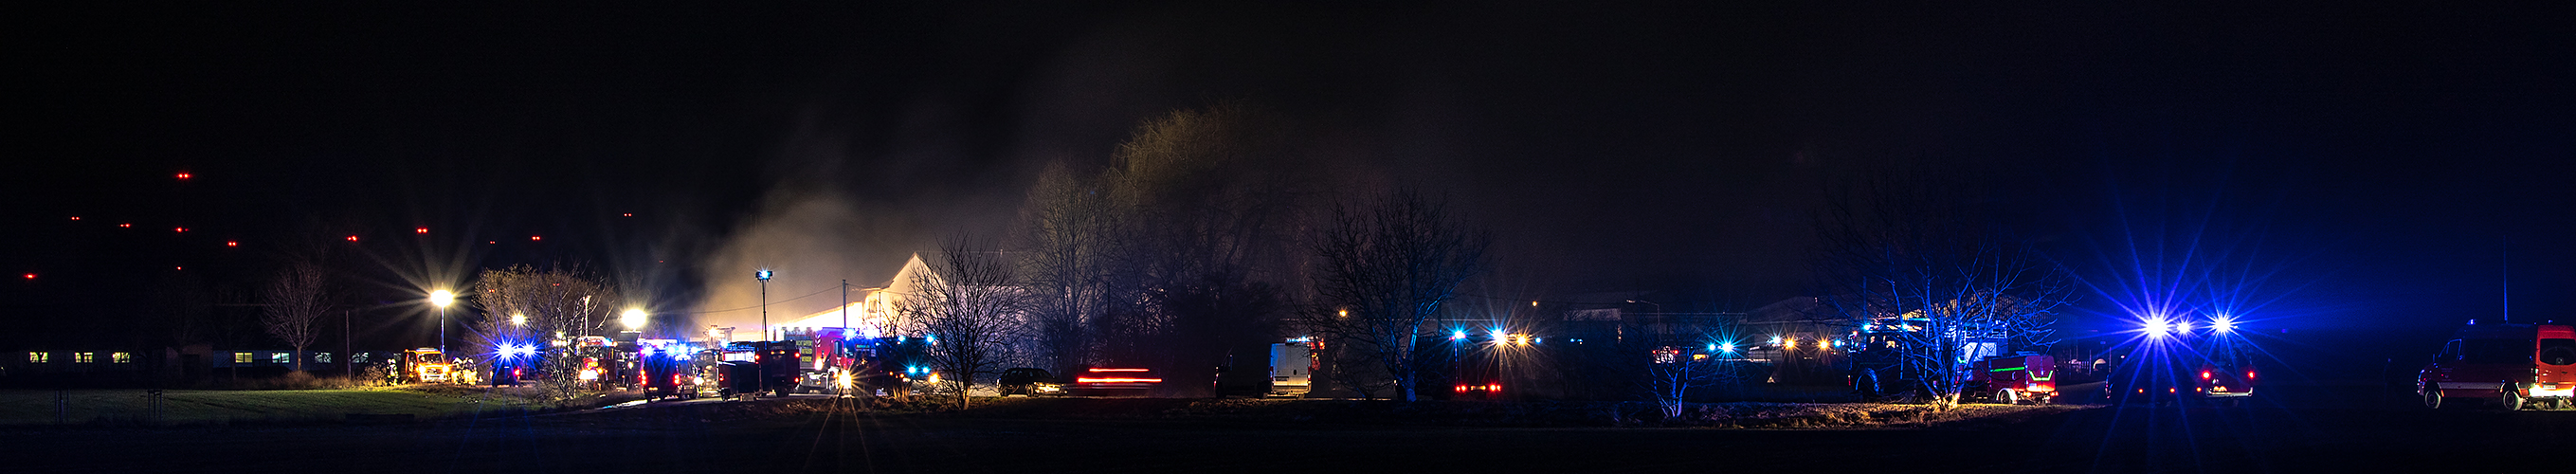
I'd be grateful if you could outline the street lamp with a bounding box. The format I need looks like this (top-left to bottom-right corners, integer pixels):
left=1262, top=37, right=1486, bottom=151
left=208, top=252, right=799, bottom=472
left=756, top=269, right=772, bottom=340
left=428, top=289, right=455, bottom=356
left=511, top=312, right=526, bottom=327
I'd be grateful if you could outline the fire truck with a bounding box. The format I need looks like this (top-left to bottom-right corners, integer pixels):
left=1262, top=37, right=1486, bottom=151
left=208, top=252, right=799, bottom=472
left=1964, top=354, right=2056, bottom=404
left=636, top=339, right=699, bottom=400
left=717, top=341, right=803, bottom=398
left=2420, top=321, right=2576, bottom=410
left=405, top=348, right=452, bottom=383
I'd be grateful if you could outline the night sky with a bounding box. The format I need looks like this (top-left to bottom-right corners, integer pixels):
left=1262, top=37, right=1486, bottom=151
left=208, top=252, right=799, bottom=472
left=6, top=3, right=2570, bottom=359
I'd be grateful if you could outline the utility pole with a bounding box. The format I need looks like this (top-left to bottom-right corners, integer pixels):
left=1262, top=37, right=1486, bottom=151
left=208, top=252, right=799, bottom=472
left=343, top=308, right=352, bottom=377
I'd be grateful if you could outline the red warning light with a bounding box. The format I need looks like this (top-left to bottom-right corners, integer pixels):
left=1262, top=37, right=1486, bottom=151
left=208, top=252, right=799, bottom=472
left=175, top=173, right=192, bottom=180
left=119, top=224, right=132, bottom=228
left=621, top=213, right=633, bottom=217
left=174, top=228, right=188, bottom=232
left=530, top=236, right=542, bottom=241
left=174, top=266, right=183, bottom=270
left=487, top=241, right=497, bottom=245
left=415, top=228, right=428, bottom=234
left=226, top=241, right=239, bottom=247
left=345, top=235, right=360, bottom=242
left=68, top=216, right=81, bottom=221
left=21, top=273, right=32, bottom=280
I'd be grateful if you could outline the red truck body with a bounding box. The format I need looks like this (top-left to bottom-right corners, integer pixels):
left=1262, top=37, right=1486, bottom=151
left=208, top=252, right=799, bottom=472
left=2420, top=322, right=2576, bottom=410
left=1966, top=354, right=2057, bottom=404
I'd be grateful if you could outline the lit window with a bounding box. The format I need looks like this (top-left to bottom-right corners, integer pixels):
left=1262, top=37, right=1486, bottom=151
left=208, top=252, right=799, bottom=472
left=29, top=353, right=48, bottom=363
left=113, top=353, right=133, bottom=363
left=233, top=353, right=253, bottom=364
left=270, top=353, right=290, bottom=364
left=353, top=354, right=370, bottom=364
left=75, top=353, right=95, bottom=363
left=315, top=353, right=333, bottom=363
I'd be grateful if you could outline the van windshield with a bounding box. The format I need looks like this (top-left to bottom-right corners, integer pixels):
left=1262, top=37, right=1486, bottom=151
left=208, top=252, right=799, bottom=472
left=2462, top=338, right=2531, bottom=364
left=2540, top=339, right=2576, bottom=366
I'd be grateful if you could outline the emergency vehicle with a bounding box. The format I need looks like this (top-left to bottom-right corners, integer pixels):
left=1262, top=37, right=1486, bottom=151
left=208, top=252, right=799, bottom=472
left=636, top=339, right=698, bottom=400
left=718, top=341, right=804, bottom=398
left=1964, top=354, right=2056, bottom=404
left=405, top=348, right=452, bottom=383
left=2420, top=321, right=2576, bottom=410
left=1268, top=338, right=1315, bottom=397
left=2111, top=314, right=2259, bottom=406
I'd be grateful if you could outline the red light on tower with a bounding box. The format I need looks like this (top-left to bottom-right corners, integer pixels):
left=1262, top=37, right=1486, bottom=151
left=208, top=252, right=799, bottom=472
left=621, top=213, right=633, bottom=217
left=226, top=241, right=239, bottom=247
left=345, top=235, right=359, bottom=242
left=530, top=235, right=542, bottom=241
left=22, top=273, right=33, bottom=280
left=415, top=228, right=428, bottom=234
left=119, top=224, right=132, bottom=228
left=175, top=173, right=192, bottom=180
left=68, top=216, right=80, bottom=221
left=174, top=228, right=188, bottom=232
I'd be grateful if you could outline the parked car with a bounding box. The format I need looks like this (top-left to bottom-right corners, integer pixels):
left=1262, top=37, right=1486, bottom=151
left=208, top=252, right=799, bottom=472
left=998, top=368, right=1064, bottom=396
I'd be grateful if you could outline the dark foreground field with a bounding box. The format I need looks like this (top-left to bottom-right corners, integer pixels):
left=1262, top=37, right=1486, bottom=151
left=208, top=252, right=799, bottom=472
left=6, top=382, right=2569, bottom=473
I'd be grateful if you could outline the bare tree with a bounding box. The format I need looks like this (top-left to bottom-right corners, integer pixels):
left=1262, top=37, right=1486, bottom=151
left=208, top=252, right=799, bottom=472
left=1024, top=102, right=1314, bottom=392
left=1020, top=160, right=1116, bottom=378
left=1814, top=169, right=2073, bottom=410
left=261, top=261, right=331, bottom=373
left=1299, top=191, right=1487, bottom=402
left=898, top=238, right=1034, bottom=409
left=470, top=264, right=625, bottom=406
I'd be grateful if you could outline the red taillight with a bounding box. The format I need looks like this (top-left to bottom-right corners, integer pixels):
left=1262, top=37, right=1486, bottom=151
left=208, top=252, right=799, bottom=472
left=2245, top=371, right=2256, bottom=380
left=1455, top=385, right=1466, bottom=392
left=2201, top=370, right=2212, bottom=380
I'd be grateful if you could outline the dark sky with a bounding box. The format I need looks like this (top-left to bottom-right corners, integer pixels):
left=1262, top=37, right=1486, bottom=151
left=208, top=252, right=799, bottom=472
left=6, top=2, right=2571, bottom=351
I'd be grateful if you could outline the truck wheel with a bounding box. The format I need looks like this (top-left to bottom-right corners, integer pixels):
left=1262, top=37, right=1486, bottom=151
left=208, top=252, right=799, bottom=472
left=2500, top=384, right=2525, bottom=411
left=2422, top=386, right=2442, bottom=410
left=1996, top=389, right=2018, bottom=405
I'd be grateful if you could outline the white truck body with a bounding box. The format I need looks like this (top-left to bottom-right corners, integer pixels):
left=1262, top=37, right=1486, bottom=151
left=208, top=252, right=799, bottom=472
left=1269, top=340, right=1314, bottom=396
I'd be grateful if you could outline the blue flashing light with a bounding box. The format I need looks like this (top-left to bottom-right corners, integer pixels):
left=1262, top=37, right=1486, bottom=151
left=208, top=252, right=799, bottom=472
left=755, top=269, right=772, bottom=281
left=1769, top=336, right=1783, bottom=345
left=1707, top=343, right=1716, bottom=352
left=1719, top=342, right=1736, bottom=354
left=2144, top=316, right=2175, bottom=339
left=2211, top=315, right=2238, bottom=334
left=1452, top=330, right=1466, bottom=340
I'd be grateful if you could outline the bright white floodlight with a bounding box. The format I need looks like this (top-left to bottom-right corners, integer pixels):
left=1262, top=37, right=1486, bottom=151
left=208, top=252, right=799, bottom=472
left=621, top=308, right=648, bottom=330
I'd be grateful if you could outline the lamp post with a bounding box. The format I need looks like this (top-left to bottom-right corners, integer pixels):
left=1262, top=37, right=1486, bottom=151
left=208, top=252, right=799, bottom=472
left=428, top=290, right=455, bottom=356
left=756, top=269, right=772, bottom=340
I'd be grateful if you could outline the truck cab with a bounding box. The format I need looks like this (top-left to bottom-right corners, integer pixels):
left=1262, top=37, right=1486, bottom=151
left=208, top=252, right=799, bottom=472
left=2420, top=322, right=2576, bottom=410
left=405, top=348, right=451, bottom=383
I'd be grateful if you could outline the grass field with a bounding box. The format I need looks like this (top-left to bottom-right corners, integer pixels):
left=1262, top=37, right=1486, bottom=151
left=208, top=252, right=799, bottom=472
left=0, top=386, right=545, bottom=426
